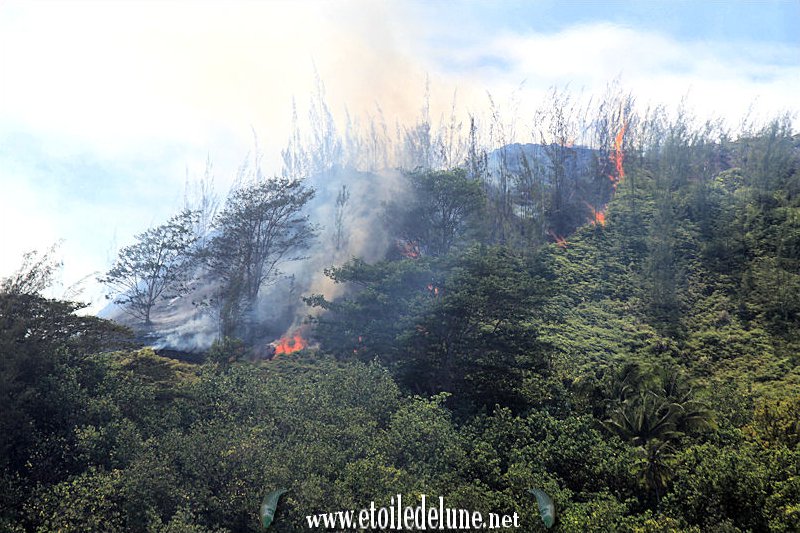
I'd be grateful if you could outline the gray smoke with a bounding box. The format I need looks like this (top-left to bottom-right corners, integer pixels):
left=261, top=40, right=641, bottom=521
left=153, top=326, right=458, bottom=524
left=132, top=165, right=408, bottom=352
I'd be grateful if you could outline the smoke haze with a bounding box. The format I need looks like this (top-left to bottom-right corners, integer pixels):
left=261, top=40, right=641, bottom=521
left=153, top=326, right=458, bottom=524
left=0, top=0, right=797, bottom=315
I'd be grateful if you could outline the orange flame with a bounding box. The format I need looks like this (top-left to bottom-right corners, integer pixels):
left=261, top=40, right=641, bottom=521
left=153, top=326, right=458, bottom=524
left=595, top=210, right=606, bottom=226
left=610, top=121, right=628, bottom=189
left=354, top=335, right=364, bottom=355
left=547, top=229, right=568, bottom=248
left=398, top=240, right=420, bottom=259
left=585, top=202, right=606, bottom=226
left=426, top=283, right=440, bottom=296
left=273, top=333, right=306, bottom=355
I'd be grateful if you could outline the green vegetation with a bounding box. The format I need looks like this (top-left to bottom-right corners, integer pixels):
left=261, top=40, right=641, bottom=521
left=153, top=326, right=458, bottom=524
left=2, top=108, right=799, bottom=531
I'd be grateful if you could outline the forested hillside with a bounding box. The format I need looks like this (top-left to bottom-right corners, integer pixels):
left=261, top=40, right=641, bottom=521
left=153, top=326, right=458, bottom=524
left=1, top=98, right=799, bottom=531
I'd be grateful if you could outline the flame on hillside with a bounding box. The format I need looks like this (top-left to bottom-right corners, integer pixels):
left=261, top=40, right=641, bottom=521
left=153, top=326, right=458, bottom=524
left=610, top=121, right=628, bottom=189
left=353, top=334, right=364, bottom=355
left=398, top=239, right=420, bottom=259
left=586, top=202, right=606, bottom=226
left=547, top=229, right=568, bottom=248
left=272, top=331, right=307, bottom=356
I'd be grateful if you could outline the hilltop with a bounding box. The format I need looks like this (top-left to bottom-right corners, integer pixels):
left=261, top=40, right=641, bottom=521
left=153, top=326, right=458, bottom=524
left=2, top=95, right=799, bottom=531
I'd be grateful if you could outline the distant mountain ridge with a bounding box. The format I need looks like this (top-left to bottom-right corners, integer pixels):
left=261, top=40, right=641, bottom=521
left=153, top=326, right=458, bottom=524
left=488, top=142, right=597, bottom=181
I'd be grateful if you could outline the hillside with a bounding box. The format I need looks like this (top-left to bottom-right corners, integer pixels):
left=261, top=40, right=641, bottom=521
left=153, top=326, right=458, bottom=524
left=2, top=113, right=799, bottom=531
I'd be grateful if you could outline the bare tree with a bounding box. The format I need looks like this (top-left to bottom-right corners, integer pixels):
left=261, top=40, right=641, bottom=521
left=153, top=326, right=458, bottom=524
left=184, top=156, right=220, bottom=249
left=486, top=90, right=521, bottom=244
left=431, top=89, right=466, bottom=169
left=308, top=70, right=342, bottom=174
left=281, top=97, right=310, bottom=180
left=334, top=184, right=350, bottom=252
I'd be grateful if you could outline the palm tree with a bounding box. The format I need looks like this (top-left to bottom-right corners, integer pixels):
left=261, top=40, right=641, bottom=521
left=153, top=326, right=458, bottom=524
left=602, top=365, right=714, bottom=504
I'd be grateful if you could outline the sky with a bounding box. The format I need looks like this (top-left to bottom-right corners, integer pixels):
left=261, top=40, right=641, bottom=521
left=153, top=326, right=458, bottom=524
left=0, top=0, right=798, bottom=311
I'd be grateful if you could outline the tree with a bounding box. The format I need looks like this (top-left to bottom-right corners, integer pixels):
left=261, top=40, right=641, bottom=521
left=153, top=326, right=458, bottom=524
left=602, top=365, right=714, bottom=503
left=333, top=184, right=350, bottom=252
left=309, top=245, right=554, bottom=411
left=0, top=292, right=130, bottom=492
left=399, top=246, right=552, bottom=409
left=1, top=242, right=62, bottom=295
left=100, top=209, right=198, bottom=326
left=389, top=168, right=485, bottom=257
left=663, top=442, right=782, bottom=532
left=183, top=156, right=220, bottom=250
left=206, top=177, right=316, bottom=338
left=307, top=71, right=342, bottom=174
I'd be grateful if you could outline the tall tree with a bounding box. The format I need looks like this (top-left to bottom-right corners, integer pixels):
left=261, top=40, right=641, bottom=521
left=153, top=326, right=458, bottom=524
left=333, top=184, right=350, bottom=252
left=535, top=87, right=590, bottom=237
left=0, top=292, right=130, bottom=485
left=206, top=177, right=316, bottom=338
left=308, top=245, right=553, bottom=411
left=100, top=210, right=198, bottom=326
left=389, top=168, right=485, bottom=257
left=399, top=245, right=553, bottom=410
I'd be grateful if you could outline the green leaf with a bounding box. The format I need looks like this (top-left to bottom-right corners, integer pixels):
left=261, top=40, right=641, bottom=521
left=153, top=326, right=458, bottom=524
left=529, top=488, right=556, bottom=528
left=260, top=489, right=288, bottom=529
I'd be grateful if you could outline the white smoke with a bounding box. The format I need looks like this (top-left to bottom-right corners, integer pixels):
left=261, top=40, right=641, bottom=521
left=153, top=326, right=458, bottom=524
left=128, top=165, right=408, bottom=352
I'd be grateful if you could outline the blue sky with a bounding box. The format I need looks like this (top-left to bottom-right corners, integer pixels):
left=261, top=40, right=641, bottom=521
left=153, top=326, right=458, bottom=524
left=0, top=0, right=798, bottom=311
left=412, top=0, right=799, bottom=44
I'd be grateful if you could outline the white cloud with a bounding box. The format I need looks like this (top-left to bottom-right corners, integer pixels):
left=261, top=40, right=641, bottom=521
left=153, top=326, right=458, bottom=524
left=438, top=22, right=799, bottom=127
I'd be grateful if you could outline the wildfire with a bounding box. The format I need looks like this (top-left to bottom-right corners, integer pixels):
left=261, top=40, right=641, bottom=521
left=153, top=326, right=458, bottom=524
left=610, top=121, right=628, bottom=189
left=398, top=240, right=420, bottom=259
left=426, top=283, right=440, bottom=296
left=547, top=229, right=568, bottom=248
left=586, top=202, right=606, bottom=226
left=273, top=332, right=307, bottom=355
left=595, top=210, right=606, bottom=226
